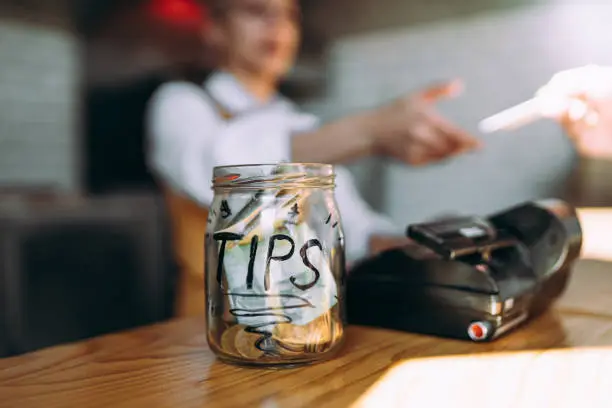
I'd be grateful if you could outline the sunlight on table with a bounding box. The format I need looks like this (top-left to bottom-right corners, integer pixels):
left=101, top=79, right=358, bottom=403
left=577, top=208, right=612, bottom=262
left=353, top=347, right=612, bottom=408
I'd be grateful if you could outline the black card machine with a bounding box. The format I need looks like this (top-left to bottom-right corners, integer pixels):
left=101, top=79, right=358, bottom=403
left=346, top=199, right=583, bottom=342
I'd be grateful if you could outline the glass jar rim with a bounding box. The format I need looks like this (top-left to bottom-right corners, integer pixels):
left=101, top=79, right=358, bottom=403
left=212, top=163, right=335, bottom=190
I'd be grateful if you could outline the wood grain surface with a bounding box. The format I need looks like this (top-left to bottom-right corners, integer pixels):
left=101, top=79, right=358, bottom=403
left=1, top=259, right=612, bottom=408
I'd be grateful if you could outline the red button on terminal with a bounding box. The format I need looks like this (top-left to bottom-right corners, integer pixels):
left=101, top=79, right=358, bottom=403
left=468, top=322, right=489, bottom=341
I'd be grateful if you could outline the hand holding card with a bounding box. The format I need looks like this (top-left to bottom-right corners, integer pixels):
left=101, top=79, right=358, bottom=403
left=479, top=65, right=612, bottom=159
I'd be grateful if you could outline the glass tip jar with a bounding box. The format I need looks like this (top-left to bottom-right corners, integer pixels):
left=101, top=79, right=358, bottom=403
left=205, top=163, right=346, bottom=367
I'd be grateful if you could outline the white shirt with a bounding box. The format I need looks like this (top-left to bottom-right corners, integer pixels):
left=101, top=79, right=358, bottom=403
left=145, top=71, right=401, bottom=262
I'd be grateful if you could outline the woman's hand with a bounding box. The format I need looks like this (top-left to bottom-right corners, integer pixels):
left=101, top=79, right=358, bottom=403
left=537, top=65, right=612, bottom=159
left=291, top=79, right=480, bottom=166
left=370, top=80, right=481, bottom=166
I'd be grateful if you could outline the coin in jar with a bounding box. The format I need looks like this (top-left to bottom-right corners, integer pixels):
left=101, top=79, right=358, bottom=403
left=273, top=312, right=333, bottom=346
left=234, top=329, right=266, bottom=359
left=276, top=339, right=304, bottom=355
left=220, top=324, right=245, bottom=357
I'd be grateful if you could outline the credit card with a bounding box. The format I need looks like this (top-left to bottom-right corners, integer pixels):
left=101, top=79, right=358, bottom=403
left=478, top=98, right=543, bottom=133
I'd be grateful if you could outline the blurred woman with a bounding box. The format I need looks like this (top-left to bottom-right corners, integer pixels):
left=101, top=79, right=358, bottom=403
left=146, top=0, right=481, bottom=315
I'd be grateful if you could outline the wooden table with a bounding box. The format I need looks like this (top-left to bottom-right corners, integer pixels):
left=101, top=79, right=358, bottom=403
left=2, top=259, right=612, bottom=408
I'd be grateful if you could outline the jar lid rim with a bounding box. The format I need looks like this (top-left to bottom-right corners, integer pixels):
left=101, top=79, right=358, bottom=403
left=212, top=163, right=335, bottom=189
left=213, top=163, right=333, bottom=173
